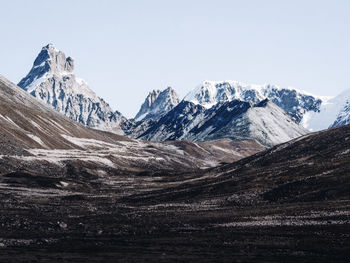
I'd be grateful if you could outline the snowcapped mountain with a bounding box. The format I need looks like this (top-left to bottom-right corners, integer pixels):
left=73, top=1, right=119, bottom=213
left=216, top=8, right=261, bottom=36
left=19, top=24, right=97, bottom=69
left=134, top=87, right=180, bottom=121
left=17, top=44, right=335, bottom=144
left=135, top=80, right=350, bottom=135
left=300, top=91, right=349, bottom=131
left=184, top=80, right=323, bottom=123
left=136, top=99, right=308, bottom=146
left=18, top=44, right=126, bottom=134
left=329, top=91, right=350, bottom=128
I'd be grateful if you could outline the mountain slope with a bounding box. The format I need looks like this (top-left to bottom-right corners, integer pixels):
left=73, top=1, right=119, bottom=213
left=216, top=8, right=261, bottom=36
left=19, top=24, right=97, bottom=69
left=332, top=100, right=350, bottom=127
left=136, top=100, right=207, bottom=141
left=184, top=80, right=323, bottom=123
left=1, top=74, right=263, bottom=172
left=299, top=90, right=349, bottom=131
left=135, top=87, right=179, bottom=121
left=18, top=44, right=126, bottom=134
left=114, top=119, right=350, bottom=262
left=125, top=118, right=350, bottom=211
left=137, top=99, right=308, bottom=146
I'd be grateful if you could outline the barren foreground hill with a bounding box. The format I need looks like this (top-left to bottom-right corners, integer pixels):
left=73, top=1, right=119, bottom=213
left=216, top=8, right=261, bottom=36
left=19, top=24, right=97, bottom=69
left=0, top=74, right=349, bottom=262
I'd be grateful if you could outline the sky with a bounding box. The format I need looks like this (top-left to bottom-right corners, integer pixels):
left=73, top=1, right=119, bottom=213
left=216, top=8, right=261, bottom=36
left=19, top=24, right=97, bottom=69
left=0, top=0, right=350, bottom=118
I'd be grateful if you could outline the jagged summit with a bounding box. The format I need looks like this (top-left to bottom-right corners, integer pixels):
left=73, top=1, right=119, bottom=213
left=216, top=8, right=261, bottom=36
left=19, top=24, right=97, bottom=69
left=18, top=44, right=74, bottom=91
left=35, top=43, right=74, bottom=73
left=134, top=86, right=180, bottom=121
left=18, top=44, right=126, bottom=134
left=184, top=80, right=323, bottom=123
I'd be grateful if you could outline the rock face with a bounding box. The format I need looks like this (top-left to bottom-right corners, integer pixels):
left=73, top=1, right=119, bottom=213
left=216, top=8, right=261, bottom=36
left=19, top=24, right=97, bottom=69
left=134, top=87, right=180, bottom=121
left=136, top=99, right=308, bottom=147
left=184, top=80, right=322, bottom=123
left=18, top=44, right=126, bottom=134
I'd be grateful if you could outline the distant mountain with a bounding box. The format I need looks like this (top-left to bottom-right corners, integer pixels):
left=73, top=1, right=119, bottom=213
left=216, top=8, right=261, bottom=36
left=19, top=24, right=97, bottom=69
left=134, top=87, right=179, bottom=121
left=18, top=44, right=127, bottom=134
left=184, top=80, right=323, bottom=123
left=131, top=82, right=350, bottom=133
left=136, top=99, right=308, bottom=147
left=0, top=73, right=263, bottom=171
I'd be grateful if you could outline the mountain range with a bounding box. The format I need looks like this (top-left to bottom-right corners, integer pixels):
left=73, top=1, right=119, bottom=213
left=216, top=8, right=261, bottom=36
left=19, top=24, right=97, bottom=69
left=132, top=99, right=307, bottom=146
left=17, top=44, right=350, bottom=147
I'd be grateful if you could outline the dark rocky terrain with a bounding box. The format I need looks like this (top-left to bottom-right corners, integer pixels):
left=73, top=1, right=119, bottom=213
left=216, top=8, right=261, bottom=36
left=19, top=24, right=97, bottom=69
left=0, top=117, right=349, bottom=262
left=0, top=74, right=349, bottom=262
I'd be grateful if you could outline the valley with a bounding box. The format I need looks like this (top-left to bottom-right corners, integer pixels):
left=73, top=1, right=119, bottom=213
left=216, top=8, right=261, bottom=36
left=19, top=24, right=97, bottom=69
left=0, top=44, right=349, bottom=262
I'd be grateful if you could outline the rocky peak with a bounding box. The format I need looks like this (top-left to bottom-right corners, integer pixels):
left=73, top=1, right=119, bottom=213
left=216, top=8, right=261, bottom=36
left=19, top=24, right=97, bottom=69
left=18, top=44, right=126, bottom=135
left=18, top=44, right=75, bottom=90
left=134, top=87, right=180, bottom=121
left=35, top=44, right=74, bottom=74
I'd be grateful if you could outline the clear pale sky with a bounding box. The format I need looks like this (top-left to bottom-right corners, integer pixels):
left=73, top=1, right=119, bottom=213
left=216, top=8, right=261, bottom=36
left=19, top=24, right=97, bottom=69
left=0, top=0, right=349, bottom=117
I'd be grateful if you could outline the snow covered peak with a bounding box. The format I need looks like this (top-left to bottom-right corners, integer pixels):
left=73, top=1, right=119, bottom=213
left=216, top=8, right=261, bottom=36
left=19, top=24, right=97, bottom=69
left=184, top=80, right=316, bottom=107
left=18, top=44, right=127, bottom=134
left=322, top=89, right=350, bottom=129
left=135, top=87, right=180, bottom=121
left=184, top=80, right=322, bottom=123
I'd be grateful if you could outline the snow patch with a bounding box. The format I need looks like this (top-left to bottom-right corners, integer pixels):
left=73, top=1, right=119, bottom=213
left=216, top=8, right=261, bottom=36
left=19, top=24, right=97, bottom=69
left=26, top=134, right=46, bottom=147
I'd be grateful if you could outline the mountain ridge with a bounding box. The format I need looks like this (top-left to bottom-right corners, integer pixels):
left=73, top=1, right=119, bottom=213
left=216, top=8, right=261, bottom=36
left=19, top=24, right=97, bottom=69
left=134, top=98, right=308, bottom=146
left=18, top=44, right=350, bottom=145
left=183, top=80, right=323, bottom=123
